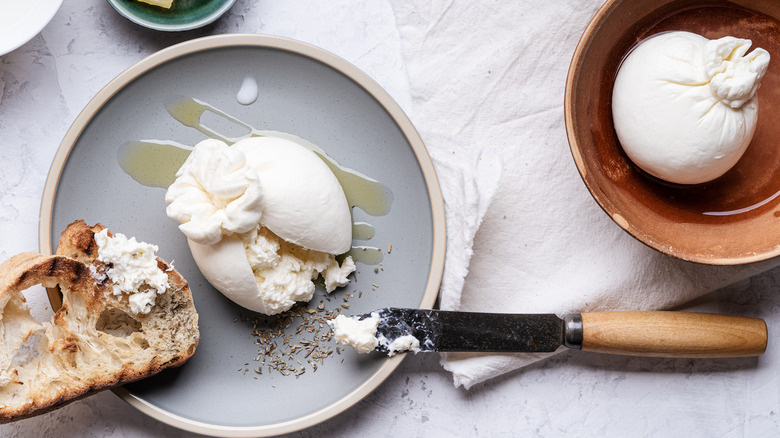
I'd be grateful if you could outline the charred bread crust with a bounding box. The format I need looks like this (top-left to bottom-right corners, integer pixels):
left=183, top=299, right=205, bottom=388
left=0, top=221, right=199, bottom=423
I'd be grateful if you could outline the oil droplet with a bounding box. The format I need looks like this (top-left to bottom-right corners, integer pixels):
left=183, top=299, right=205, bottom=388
left=347, top=246, right=384, bottom=265
left=166, top=97, right=253, bottom=143
left=236, top=76, right=259, bottom=105
left=166, top=97, right=207, bottom=129
left=118, top=140, right=191, bottom=188
left=352, top=222, right=375, bottom=240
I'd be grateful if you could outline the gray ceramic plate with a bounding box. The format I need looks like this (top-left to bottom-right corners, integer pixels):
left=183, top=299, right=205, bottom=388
left=39, top=35, right=445, bottom=436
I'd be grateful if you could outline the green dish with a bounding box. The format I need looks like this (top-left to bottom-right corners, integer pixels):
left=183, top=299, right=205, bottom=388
left=107, top=0, right=237, bottom=31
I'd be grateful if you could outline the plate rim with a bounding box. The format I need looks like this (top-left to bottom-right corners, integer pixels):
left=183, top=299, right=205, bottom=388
left=38, top=34, right=446, bottom=436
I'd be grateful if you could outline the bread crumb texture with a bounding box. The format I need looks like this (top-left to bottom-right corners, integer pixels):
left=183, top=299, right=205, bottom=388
left=0, top=220, right=199, bottom=422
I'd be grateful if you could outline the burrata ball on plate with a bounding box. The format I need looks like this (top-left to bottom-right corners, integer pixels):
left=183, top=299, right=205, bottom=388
left=165, top=136, right=355, bottom=314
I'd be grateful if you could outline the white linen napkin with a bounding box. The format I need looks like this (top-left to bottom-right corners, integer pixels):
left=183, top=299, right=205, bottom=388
left=388, top=0, right=780, bottom=388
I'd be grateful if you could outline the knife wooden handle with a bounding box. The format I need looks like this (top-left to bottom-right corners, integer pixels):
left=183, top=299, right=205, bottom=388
left=579, top=311, right=767, bottom=358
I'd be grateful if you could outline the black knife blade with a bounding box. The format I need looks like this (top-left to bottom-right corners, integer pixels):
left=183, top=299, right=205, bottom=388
left=364, top=308, right=577, bottom=353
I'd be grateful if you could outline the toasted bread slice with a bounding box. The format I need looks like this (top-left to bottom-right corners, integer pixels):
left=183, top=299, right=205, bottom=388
left=0, top=220, right=198, bottom=422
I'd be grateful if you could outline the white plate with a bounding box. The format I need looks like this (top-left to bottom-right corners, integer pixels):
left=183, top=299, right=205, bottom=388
left=0, top=0, right=63, bottom=56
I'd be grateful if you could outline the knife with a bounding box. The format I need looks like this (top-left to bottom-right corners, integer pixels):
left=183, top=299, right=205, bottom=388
left=362, top=308, right=767, bottom=357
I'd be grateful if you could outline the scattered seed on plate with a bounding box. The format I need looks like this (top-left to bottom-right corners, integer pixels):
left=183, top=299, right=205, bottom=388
left=235, top=288, right=364, bottom=379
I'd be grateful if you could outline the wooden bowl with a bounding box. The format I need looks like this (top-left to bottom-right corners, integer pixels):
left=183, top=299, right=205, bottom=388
left=565, top=0, right=780, bottom=265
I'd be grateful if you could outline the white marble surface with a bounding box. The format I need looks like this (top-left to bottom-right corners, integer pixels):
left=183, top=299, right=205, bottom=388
left=1, top=1, right=780, bottom=436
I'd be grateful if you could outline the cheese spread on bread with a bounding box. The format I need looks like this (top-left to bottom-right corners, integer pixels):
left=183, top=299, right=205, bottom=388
left=0, top=221, right=199, bottom=423
left=92, top=229, right=169, bottom=314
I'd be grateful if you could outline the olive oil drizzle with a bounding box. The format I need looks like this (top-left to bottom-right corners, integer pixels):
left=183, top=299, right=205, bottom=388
left=118, top=97, right=393, bottom=265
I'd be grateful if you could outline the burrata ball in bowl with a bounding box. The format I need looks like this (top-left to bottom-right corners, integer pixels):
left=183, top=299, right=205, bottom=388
left=565, top=0, right=780, bottom=265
